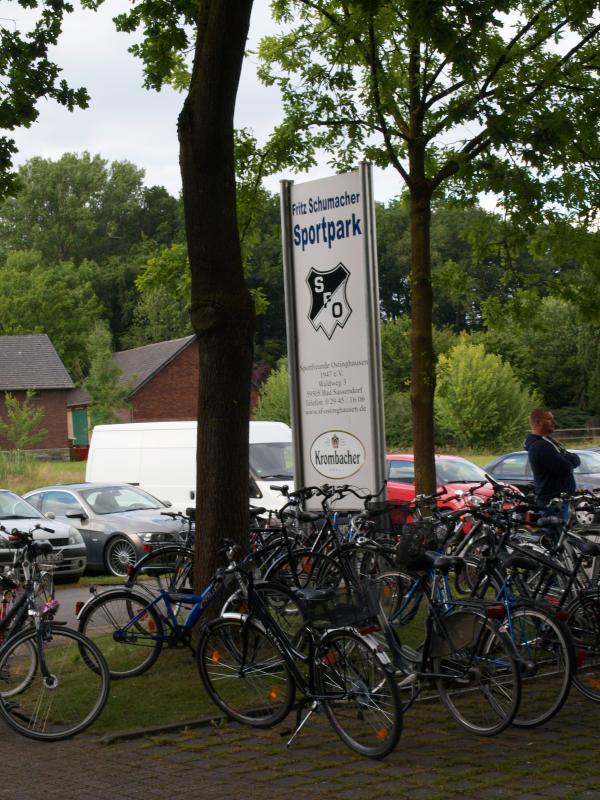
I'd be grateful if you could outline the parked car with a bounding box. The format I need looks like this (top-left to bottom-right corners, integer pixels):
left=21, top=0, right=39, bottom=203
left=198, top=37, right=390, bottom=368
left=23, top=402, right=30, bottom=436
left=24, top=483, right=187, bottom=578
left=385, top=454, right=495, bottom=521
left=483, top=449, right=600, bottom=494
left=0, top=489, right=87, bottom=582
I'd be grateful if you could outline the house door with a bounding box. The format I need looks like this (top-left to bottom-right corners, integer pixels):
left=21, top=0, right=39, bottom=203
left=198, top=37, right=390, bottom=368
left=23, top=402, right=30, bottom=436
left=72, top=408, right=89, bottom=446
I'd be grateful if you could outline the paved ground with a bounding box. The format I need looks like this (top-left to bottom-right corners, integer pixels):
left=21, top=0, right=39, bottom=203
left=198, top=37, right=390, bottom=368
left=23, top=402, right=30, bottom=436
left=2, top=687, right=600, bottom=800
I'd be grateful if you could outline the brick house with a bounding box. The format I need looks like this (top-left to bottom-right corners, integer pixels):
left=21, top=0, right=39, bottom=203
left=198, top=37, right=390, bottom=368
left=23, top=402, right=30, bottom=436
left=0, top=334, right=75, bottom=452
left=67, top=335, right=261, bottom=445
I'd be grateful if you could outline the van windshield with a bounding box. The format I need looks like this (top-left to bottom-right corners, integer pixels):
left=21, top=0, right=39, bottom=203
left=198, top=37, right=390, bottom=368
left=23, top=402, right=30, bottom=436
left=250, top=443, right=294, bottom=480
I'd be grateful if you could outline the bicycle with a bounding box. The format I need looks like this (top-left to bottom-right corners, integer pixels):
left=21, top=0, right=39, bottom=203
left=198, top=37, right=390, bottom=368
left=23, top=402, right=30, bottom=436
left=0, top=524, right=110, bottom=741
left=197, top=565, right=403, bottom=758
left=78, top=539, right=305, bottom=678
left=374, top=546, right=523, bottom=736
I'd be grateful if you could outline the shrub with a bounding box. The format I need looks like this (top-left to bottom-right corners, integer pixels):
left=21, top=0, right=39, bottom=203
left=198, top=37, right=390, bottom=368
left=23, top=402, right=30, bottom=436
left=253, top=358, right=290, bottom=424
left=435, top=340, right=541, bottom=450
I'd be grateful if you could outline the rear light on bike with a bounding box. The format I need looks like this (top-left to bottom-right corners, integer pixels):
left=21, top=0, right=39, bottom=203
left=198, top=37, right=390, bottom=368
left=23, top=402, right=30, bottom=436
left=556, top=610, right=570, bottom=621
left=486, top=605, right=505, bottom=619
left=577, top=649, right=588, bottom=668
left=75, top=601, right=84, bottom=615
left=359, top=625, right=380, bottom=635
left=544, top=594, right=559, bottom=606
left=143, top=544, right=153, bottom=553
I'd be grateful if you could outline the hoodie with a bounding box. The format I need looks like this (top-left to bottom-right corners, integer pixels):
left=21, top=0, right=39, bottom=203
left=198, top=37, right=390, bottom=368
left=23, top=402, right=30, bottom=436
left=524, top=433, right=581, bottom=505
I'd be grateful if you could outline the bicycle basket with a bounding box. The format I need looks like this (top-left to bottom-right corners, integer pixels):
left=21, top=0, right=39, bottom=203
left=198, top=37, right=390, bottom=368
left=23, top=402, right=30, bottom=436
left=301, top=579, right=380, bottom=629
left=395, top=520, right=437, bottom=571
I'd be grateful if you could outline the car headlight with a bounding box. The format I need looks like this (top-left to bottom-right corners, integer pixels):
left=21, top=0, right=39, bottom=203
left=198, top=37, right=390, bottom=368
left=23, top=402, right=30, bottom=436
left=141, top=532, right=172, bottom=543
left=68, top=526, right=84, bottom=545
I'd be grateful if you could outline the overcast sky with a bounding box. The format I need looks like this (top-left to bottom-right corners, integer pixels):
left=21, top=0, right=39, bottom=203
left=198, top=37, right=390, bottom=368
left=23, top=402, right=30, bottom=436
left=6, top=0, right=404, bottom=203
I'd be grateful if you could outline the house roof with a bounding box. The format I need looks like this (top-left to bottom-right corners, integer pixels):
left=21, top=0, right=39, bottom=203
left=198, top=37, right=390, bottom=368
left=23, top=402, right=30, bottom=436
left=0, top=335, right=74, bottom=391
left=67, top=334, right=196, bottom=407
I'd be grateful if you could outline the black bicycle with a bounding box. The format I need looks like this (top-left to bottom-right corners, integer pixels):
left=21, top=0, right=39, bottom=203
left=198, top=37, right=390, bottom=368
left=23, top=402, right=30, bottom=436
left=197, top=566, right=403, bottom=759
left=0, top=524, right=110, bottom=741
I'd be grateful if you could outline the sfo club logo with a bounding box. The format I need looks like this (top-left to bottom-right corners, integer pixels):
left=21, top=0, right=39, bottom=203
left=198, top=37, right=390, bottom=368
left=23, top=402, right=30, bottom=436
left=306, top=263, right=352, bottom=339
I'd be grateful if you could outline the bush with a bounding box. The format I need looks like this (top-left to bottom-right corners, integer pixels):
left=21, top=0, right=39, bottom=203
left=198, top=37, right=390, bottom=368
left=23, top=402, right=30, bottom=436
left=435, top=340, right=541, bottom=450
left=384, top=391, right=413, bottom=449
left=253, top=358, right=290, bottom=424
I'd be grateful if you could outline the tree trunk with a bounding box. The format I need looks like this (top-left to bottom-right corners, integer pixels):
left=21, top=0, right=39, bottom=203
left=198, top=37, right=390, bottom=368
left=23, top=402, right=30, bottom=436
left=409, top=179, right=436, bottom=497
left=178, top=0, right=255, bottom=591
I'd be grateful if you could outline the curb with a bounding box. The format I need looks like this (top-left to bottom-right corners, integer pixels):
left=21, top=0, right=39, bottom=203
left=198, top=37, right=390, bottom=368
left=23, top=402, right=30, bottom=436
left=100, top=711, right=227, bottom=745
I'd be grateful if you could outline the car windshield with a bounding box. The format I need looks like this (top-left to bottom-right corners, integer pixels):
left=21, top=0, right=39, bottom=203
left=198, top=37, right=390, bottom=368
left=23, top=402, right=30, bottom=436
left=249, top=442, right=294, bottom=480
left=575, top=451, right=600, bottom=475
left=436, top=459, right=487, bottom=484
left=388, top=458, right=487, bottom=485
left=80, top=486, right=163, bottom=515
left=0, top=490, right=42, bottom=520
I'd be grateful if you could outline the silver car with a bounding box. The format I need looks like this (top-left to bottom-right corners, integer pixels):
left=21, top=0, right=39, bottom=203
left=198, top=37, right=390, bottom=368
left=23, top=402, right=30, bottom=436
left=0, top=489, right=87, bottom=582
left=24, top=483, right=186, bottom=577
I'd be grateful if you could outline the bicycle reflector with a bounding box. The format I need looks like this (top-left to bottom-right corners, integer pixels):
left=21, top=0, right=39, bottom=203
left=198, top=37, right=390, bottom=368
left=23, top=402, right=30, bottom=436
left=75, top=601, right=84, bottom=615
left=485, top=605, right=505, bottom=619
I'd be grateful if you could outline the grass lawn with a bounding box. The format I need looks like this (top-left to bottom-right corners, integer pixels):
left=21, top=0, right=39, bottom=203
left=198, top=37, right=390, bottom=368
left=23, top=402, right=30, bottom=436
left=91, top=647, right=218, bottom=733
left=1, top=458, right=86, bottom=496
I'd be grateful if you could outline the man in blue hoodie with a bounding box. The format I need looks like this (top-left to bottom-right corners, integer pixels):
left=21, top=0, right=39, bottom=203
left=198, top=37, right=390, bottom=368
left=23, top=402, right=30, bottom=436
left=524, top=408, right=580, bottom=507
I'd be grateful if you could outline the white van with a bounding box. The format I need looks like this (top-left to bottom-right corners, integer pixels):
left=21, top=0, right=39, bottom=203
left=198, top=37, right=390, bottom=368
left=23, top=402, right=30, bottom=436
left=85, top=420, right=294, bottom=513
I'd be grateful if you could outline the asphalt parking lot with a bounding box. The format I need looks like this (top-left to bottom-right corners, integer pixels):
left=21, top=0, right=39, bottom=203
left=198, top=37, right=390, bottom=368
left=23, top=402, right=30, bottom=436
left=3, top=682, right=600, bottom=800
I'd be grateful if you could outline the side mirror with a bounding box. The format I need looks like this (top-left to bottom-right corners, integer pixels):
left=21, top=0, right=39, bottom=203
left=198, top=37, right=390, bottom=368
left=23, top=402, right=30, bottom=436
left=189, top=490, right=195, bottom=500
left=65, top=510, right=88, bottom=521
left=162, top=500, right=173, bottom=508
left=45, top=512, right=56, bottom=520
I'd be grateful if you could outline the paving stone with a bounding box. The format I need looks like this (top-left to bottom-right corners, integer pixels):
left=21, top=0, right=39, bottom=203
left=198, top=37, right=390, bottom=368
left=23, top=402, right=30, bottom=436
left=2, top=691, right=600, bottom=797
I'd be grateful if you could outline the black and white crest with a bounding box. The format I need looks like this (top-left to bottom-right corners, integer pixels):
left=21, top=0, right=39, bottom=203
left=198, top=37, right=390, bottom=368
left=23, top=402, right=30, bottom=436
left=306, top=263, right=352, bottom=339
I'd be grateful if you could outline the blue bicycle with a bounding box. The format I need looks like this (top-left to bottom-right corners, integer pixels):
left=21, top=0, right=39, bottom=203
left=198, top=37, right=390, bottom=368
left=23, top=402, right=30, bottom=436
left=77, top=541, right=304, bottom=679
left=76, top=540, right=246, bottom=678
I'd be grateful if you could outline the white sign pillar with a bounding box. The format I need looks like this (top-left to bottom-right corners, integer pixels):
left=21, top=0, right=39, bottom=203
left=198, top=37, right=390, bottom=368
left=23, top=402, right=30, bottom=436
left=280, top=164, right=386, bottom=510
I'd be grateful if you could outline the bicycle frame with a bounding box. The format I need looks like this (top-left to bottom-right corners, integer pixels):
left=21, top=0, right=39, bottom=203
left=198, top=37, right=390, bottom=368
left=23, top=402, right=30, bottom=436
left=113, top=578, right=225, bottom=644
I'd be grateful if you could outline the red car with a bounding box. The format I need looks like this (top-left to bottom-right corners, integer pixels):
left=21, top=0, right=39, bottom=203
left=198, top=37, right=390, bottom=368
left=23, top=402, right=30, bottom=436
left=385, top=453, right=495, bottom=517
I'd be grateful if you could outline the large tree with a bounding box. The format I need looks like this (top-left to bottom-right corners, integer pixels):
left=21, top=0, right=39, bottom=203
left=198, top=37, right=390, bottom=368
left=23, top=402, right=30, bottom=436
left=0, top=1, right=88, bottom=196
left=259, top=0, right=600, bottom=493
left=92, top=0, right=256, bottom=588
left=0, top=153, right=147, bottom=264
left=0, top=250, right=102, bottom=378
left=181, top=2, right=256, bottom=589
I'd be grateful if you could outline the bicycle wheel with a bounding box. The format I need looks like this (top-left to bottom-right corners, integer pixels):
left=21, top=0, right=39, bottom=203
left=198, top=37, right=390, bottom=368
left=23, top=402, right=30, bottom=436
left=197, top=616, right=295, bottom=727
left=127, top=546, right=194, bottom=596
left=0, top=624, right=109, bottom=741
left=509, top=604, right=574, bottom=727
left=371, top=570, right=421, bottom=626
left=0, top=636, right=37, bottom=697
left=265, top=549, right=348, bottom=595
left=220, top=581, right=308, bottom=651
left=434, top=610, right=521, bottom=736
left=317, top=628, right=402, bottom=758
left=566, top=590, right=600, bottom=702
left=453, top=532, right=495, bottom=596
left=78, top=589, right=164, bottom=678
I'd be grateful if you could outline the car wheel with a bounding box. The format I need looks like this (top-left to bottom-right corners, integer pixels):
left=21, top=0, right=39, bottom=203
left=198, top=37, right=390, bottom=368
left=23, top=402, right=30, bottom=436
left=104, top=537, right=137, bottom=578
